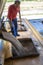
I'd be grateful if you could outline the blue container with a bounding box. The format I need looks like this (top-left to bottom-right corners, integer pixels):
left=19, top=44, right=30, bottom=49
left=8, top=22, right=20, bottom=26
left=0, top=40, right=3, bottom=51
left=0, top=40, right=4, bottom=65
left=29, top=19, right=43, bottom=36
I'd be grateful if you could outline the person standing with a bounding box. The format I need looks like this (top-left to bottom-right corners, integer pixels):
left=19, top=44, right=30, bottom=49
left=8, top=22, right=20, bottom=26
left=7, top=0, right=21, bottom=37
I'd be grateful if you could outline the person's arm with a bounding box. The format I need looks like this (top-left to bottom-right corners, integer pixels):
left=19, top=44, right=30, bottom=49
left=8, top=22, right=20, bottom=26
left=18, top=6, right=22, bottom=25
left=19, top=10, right=21, bottom=21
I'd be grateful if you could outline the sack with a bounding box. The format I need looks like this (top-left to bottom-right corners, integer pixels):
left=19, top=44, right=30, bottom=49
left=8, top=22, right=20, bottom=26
left=4, top=21, right=11, bottom=32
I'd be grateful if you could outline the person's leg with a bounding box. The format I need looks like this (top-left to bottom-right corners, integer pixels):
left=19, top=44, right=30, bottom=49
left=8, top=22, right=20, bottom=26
left=14, top=18, right=18, bottom=35
left=13, top=18, right=20, bottom=36
left=11, top=21, right=16, bottom=37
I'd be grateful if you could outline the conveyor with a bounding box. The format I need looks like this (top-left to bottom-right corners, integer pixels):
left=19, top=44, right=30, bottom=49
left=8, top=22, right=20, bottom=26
left=25, top=19, right=43, bottom=45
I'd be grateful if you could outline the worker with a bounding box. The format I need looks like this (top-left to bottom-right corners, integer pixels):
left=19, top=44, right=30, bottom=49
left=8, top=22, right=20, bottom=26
left=7, top=0, right=21, bottom=37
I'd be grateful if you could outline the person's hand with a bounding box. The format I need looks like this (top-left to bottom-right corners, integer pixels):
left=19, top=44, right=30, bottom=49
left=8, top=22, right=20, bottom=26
left=18, top=19, right=22, bottom=22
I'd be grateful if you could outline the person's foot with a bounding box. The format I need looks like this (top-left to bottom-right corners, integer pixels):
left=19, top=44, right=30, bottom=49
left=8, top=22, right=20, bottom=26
left=17, top=34, right=20, bottom=36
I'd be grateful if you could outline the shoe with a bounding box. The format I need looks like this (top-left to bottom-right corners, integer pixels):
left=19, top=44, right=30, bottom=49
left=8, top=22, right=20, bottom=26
left=17, top=34, right=20, bottom=36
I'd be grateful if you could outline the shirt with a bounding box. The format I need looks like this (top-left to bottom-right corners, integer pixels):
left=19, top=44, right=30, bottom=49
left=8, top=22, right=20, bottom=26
left=7, top=4, right=20, bottom=21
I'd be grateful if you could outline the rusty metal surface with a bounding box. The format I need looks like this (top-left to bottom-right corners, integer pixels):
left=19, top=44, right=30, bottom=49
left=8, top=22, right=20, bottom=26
left=12, top=38, right=39, bottom=58
left=18, top=38, right=39, bottom=56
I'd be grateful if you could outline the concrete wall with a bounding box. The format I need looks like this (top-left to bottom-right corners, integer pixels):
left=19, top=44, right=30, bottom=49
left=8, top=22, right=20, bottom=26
left=0, top=0, right=6, bottom=17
